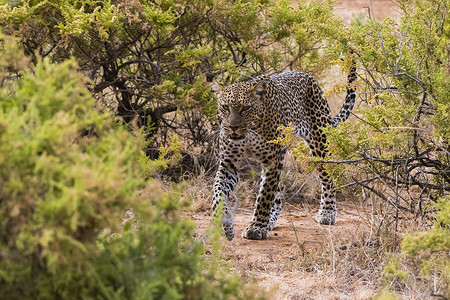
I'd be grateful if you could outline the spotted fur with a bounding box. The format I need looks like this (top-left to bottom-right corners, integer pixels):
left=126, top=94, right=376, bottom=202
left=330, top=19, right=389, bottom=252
left=211, top=63, right=357, bottom=241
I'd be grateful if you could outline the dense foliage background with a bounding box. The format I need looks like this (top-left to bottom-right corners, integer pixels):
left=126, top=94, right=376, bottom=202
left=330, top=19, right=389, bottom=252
left=0, top=0, right=448, bottom=298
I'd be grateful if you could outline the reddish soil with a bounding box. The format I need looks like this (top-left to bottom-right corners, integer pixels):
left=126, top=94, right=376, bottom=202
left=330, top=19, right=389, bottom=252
left=191, top=199, right=376, bottom=299
left=192, top=201, right=365, bottom=256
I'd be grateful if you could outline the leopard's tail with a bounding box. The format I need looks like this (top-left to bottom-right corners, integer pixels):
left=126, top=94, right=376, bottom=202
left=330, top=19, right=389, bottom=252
left=331, top=58, right=357, bottom=127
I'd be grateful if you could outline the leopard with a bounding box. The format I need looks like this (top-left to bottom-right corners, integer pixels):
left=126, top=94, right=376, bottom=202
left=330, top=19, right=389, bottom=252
left=211, top=60, right=357, bottom=241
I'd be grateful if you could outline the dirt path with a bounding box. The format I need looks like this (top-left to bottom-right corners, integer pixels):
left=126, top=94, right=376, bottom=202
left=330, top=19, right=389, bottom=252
left=191, top=199, right=376, bottom=299
left=192, top=201, right=365, bottom=254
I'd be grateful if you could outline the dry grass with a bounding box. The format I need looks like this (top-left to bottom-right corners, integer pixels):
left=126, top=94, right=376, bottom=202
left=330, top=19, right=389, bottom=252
left=180, top=172, right=213, bottom=212
left=227, top=213, right=386, bottom=299
left=181, top=165, right=446, bottom=299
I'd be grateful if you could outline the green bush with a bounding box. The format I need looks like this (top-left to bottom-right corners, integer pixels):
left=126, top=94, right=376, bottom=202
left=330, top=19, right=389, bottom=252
left=0, top=35, right=260, bottom=299
left=0, top=0, right=351, bottom=148
left=322, top=0, right=449, bottom=215
left=401, top=197, right=450, bottom=291
left=382, top=197, right=450, bottom=298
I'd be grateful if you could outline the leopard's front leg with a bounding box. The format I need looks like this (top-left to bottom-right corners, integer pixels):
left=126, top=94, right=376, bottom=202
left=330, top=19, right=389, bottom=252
left=242, top=152, right=284, bottom=240
left=212, top=161, right=239, bottom=241
left=211, top=137, right=245, bottom=241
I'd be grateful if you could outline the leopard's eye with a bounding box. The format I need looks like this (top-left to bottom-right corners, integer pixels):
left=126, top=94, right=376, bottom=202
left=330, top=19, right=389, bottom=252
left=241, top=105, right=251, bottom=112
left=221, top=104, right=230, bottom=112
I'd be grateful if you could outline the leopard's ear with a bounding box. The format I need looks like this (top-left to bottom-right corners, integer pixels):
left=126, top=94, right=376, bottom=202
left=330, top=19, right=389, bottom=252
left=251, top=80, right=267, bottom=102
left=211, top=81, right=224, bottom=98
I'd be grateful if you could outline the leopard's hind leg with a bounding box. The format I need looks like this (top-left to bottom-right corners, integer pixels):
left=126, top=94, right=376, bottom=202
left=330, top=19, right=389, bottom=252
left=268, top=191, right=282, bottom=231
left=303, top=129, right=337, bottom=225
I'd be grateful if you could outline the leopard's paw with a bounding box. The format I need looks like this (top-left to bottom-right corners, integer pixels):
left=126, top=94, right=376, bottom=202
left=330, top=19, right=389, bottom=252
left=223, top=222, right=236, bottom=241
left=316, top=209, right=336, bottom=225
left=242, top=225, right=269, bottom=240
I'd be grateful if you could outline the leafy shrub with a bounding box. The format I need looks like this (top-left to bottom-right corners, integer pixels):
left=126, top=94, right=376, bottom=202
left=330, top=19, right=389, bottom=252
left=401, top=198, right=450, bottom=292
left=0, top=0, right=351, bottom=151
left=382, top=197, right=449, bottom=298
left=0, top=35, right=261, bottom=299
left=322, top=0, right=449, bottom=219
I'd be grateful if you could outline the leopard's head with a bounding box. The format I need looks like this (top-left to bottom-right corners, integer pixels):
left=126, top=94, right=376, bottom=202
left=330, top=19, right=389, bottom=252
left=212, top=78, right=268, bottom=140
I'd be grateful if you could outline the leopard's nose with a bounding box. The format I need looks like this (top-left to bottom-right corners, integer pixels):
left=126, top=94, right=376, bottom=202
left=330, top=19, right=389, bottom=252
left=229, top=125, right=239, bottom=132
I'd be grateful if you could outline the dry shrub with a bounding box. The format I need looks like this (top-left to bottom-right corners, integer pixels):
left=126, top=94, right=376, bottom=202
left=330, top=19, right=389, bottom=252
left=181, top=172, right=214, bottom=212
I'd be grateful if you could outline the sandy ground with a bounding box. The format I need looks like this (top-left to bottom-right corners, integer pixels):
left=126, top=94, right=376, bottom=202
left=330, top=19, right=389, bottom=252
left=192, top=201, right=365, bottom=258
left=191, top=198, right=377, bottom=299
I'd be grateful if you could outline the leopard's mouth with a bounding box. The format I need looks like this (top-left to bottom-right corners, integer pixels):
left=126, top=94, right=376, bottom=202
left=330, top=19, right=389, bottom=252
left=228, top=133, right=245, bottom=140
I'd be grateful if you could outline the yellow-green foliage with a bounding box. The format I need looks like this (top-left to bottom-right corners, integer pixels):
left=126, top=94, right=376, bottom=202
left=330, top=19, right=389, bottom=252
left=382, top=198, right=450, bottom=298
left=0, top=0, right=354, bottom=139
left=402, top=199, right=450, bottom=256
left=325, top=92, right=418, bottom=160
left=145, top=134, right=184, bottom=175
left=323, top=0, right=449, bottom=192
left=269, top=123, right=296, bottom=147
left=0, top=54, right=143, bottom=298
left=401, top=198, right=450, bottom=286
left=0, top=36, right=260, bottom=299
left=57, top=0, right=124, bottom=40
left=324, top=122, right=363, bottom=160
left=375, top=290, right=399, bottom=300
left=269, top=123, right=321, bottom=175
left=383, top=257, right=409, bottom=282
